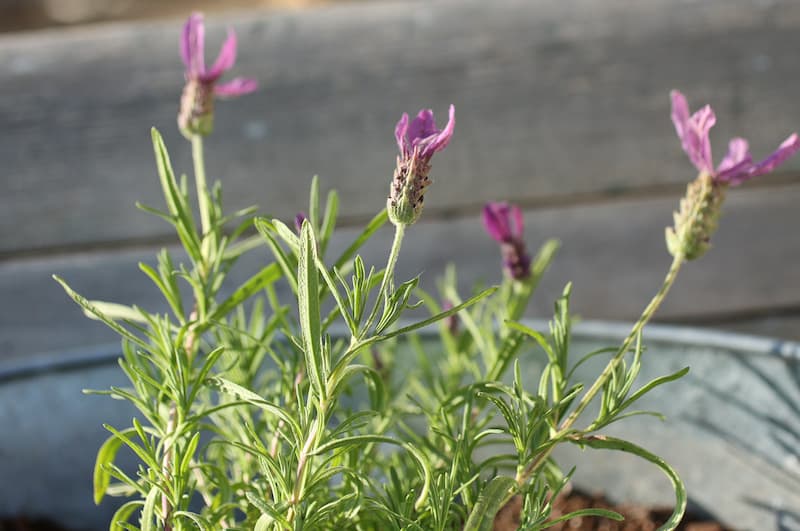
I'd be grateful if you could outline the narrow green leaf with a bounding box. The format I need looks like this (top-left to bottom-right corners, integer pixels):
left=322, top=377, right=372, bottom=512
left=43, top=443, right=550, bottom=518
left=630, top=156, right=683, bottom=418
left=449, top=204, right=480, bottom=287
left=109, top=500, right=143, bottom=531
left=271, top=218, right=300, bottom=256
left=617, top=367, right=690, bottom=414
left=248, top=492, right=291, bottom=529
left=298, top=220, right=325, bottom=396
left=140, top=485, right=159, bottom=531
left=54, top=276, right=149, bottom=350
left=178, top=432, right=200, bottom=477
left=94, top=428, right=136, bottom=504
left=255, top=218, right=298, bottom=294
left=309, top=175, right=321, bottom=231
left=208, top=377, right=302, bottom=446
left=254, top=513, right=277, bottom=531
left=209, top=263, right=281, bottom=323
left=372, top=287, right=498, bottom=343
left=463, top=476, right=517, bottom=531
left=85, top=301, right=147, bottom=324
left=333, top=209, right=388, bottom=270
left=150, top=128, right=201, bottom=262
left=544, top=508, right=624, bottom=527
left=172, top=511, right=210, bottom=530
left=104, top=424, right=162, bottom=472
left=505, top=321, right=556, bottom=362
left=319, top=190, right=339, bottom=256
left=574, top=435, right=686, bottom=530
left=187, top=346, right=226, bottom=405
left=315, top=254, right=356, bottom=334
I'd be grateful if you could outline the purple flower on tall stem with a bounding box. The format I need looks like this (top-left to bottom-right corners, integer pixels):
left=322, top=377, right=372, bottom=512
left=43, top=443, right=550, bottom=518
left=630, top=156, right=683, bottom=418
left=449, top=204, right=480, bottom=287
left=483, top=202, right=531, bottom=280
left=670, top=90, right=800, bottom=185
left=178, top=12, right=257, bottom=137
left=387, top=105, right=455, bottom=226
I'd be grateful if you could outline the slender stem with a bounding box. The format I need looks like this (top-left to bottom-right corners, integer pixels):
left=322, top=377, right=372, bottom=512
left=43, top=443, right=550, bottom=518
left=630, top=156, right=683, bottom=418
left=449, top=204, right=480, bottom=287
left=161, top=407, right=177, bottom=531
left=361, top=223, right=406, bottom=336
left=514, top=251, right=685, bottom=488
left=288, top=399, right=327, bottom=527
left=192, top=134, right=212, bottom=243
left=560, top=251, right=684, bottom=430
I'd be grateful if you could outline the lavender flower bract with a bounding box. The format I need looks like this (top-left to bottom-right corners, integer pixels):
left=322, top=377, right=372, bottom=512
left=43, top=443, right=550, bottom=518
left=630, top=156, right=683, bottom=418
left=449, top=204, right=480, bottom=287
left=483, top=202, right=531, bottom=280
left=387, top=105, right=455, bottom=226
left=178, top=13, right=258, bottom=137
left=667, top=90, right=800, bottom=260
left=670, top=90, right=800, bottom=186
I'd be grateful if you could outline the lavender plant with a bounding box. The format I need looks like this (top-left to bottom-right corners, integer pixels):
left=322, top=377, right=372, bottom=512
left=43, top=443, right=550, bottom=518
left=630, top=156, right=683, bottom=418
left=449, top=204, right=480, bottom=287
left=53, top=13, right=800, bottom=531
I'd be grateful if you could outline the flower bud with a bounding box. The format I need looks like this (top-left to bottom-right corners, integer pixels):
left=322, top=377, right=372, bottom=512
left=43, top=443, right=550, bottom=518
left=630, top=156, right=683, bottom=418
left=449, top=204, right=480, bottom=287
left=665, top=172, right=725, bottom=260
left=387, top=105, right=454, bottom=227
left=177, top=13, right=257, bottom=138
left=178, top=79, right=215, bottom=138
left=387, top=152, right=431, bottom=226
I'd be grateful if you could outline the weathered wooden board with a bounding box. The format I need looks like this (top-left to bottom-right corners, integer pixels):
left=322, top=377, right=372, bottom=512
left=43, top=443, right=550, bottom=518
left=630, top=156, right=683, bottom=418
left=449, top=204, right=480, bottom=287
left=3, top=0, right=800, bottom=254
left=4, top=183, right=800, bottom=362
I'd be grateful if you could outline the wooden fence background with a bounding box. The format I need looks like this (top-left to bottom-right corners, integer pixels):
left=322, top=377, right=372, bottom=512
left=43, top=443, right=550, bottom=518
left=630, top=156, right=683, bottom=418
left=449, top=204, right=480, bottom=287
left=3, top=0, right=800, bottom=363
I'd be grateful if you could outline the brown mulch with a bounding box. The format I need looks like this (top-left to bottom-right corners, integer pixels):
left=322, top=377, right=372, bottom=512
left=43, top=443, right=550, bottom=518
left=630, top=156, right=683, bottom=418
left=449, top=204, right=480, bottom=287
left=494, top=491, right=732, bottom=531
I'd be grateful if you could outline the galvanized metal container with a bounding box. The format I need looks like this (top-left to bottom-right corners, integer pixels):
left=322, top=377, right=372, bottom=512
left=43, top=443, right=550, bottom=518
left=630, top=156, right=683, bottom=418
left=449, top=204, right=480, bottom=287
left=1, top=322, right=798, bottom=530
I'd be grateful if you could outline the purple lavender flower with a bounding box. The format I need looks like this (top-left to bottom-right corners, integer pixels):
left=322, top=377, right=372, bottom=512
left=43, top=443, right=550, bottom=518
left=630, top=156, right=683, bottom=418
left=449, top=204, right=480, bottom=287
left=671, top=90, right=800, bottom=185
left=294, top=212, right=307, bottom=234
left=483, top=202, right=531, bottom=280
left=387, top=105, right=455, bottom=226
left=178, top=13, right=257, bottom=137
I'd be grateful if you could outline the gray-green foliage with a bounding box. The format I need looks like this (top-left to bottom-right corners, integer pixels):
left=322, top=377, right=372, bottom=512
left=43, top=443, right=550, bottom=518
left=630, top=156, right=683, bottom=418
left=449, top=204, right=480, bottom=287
left=56, top=128, right=687, bottom=530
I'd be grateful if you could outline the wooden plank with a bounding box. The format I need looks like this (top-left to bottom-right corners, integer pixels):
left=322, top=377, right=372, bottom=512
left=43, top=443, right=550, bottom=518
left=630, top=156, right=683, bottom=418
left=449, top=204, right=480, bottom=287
left=4, top=0, right=800, bottom=253
left=4, top=182, right=799, bottom=362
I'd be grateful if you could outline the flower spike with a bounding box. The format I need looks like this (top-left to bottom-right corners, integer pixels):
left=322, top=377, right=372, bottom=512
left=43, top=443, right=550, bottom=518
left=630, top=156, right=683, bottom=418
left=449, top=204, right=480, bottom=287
left=670, top=90, right=800, bottom=185
left=667, top=90, right=800, bottom=260
left=178, top=12, right=258, bottom=137
left=387, top=105, right=455, bottom=226
left=483, top=202, right=531, bottom=280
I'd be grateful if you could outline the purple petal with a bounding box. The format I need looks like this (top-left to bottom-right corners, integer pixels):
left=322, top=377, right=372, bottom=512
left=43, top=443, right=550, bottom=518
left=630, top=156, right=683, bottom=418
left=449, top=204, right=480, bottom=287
left=689, top=104, right=716, bottom=171
left=670, top=90, right=715, bottom=174
left=214, top=77, right=258, bottom=97
left=717, top=138, right=750, bottom=173
left=204, top=30, right=238, bottom=81
left=420, top=104, right=455, bottom=159
left=395, top=113, right=410, bottom=155
left=294, top=212, right=307, bottom=233
left=714, top=138, right=753, bottom=184
left=483, top=202, right=512, bottom=243
left=181, top=13, right=206, bottom=77
left=510, top=204, right=524, bottom=239
left=752, top=133, right=800, bottom=176
left=407, top=109, right=437, bottom=146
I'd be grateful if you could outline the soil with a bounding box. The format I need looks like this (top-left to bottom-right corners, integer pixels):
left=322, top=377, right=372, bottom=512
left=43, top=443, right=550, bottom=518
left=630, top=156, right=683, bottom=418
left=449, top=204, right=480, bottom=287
left=493, top=490, right=733, bottom=531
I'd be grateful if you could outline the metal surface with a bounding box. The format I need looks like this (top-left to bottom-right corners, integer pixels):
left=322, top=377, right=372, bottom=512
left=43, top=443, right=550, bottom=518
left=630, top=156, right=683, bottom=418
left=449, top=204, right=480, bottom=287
left=1, top=322, right=798, bottom=529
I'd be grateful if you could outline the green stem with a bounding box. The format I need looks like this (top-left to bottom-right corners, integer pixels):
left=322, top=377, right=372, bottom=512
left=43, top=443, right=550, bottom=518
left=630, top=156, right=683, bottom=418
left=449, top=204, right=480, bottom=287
left=514, top=251, right=685, bottom=488
left=560, top=251, right=684, bottom=429
left=191, top=134, right=212, bottom=244
left=361, top=223, right=406, bottom=337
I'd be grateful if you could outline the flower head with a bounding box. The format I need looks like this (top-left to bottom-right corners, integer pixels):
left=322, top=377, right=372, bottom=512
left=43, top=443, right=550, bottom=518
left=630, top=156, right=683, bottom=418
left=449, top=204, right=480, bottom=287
left=178, top=13, right=257, bottom=137
left=483, top=202, right=531, bottom=280
left=670, top=90, right=800, bottom=185
left=394, top=106, right=456, bottom=162
left=387, top=105, right=455, bottom=226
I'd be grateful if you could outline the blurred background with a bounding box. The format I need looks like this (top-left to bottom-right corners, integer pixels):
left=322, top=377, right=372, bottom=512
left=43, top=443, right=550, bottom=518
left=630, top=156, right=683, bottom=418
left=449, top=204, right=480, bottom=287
left=3, top=0, right=800, bottom=365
